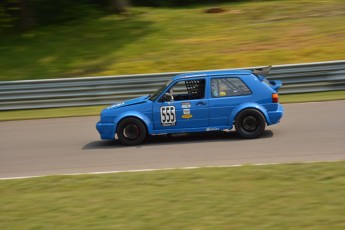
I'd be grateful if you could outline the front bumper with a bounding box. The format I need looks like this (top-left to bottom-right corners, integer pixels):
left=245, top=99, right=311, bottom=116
left=96, top=121, right=116, bottom=140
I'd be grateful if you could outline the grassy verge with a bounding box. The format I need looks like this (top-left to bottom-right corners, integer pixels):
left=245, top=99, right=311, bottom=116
left=0, top=91, right=344, bottom=122
left=0, top=162, right=344, bottom=229
left=279, top=90, right=345, bottom=103
left=0, top=105, right=105, bottom=122
left=1, top=0, right=345, bottom=81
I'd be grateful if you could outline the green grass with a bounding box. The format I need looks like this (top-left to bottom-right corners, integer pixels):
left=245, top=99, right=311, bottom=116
left=0, top=105, right=105, bottom=121
left=0, top=91, right=344, bottom=122
left=1, top=0, right=345, bottom=81
left=279, top=90, right=345, bottom=103
left=0, top=162, right=344, bottom=229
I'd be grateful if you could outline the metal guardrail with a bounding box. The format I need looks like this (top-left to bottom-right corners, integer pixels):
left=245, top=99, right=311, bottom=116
left=0, top=60, right=345, bottom=111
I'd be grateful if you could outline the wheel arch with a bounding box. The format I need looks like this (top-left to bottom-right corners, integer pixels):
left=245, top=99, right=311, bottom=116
left=230, top=103, right=271, bottom=126
left=114, top=111, right=153, bottom=135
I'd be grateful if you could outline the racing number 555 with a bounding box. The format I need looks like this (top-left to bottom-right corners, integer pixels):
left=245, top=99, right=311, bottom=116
left=161, top=106, right=176, bottom=126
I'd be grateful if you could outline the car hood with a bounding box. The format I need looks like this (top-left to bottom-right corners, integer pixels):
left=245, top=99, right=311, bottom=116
left=106, top=95, right=149, bottom=110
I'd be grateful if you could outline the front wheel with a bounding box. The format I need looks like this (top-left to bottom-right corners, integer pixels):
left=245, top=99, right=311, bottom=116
left=117, top=118, right=147, bottom=146
left=235, top=109, right=266, bottom=139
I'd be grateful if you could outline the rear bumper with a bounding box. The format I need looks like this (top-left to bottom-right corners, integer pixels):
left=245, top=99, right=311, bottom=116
left=267, top=104, right=284, bottom=125
left=96, top=121, right=116, bottom=140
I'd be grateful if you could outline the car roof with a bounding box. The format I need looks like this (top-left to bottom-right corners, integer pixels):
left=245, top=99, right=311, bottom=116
left=172, top=69, right=253, bottom=80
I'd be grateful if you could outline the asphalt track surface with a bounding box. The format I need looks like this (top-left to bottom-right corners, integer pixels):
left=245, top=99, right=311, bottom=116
left=1, top=100, right=345, bottom=179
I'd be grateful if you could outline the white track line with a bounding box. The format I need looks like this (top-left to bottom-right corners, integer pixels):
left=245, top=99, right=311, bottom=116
left=0, top=160, right=342, bottom=181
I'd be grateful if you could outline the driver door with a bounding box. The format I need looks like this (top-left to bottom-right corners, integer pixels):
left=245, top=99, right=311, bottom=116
left=152, top=78, right=209, bottom=131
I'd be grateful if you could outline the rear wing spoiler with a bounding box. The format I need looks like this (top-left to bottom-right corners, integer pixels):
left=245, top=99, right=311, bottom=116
left=252, top=65, right=272, bottom=77
left=252, top=65, right=282, bottom=91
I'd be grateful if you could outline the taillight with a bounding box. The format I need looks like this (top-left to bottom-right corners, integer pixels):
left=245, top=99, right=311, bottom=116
left=272, top=93, right=279, bottom=103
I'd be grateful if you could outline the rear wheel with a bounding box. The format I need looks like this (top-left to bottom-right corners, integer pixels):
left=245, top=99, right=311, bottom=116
left=235, top=109, right=266, bottom=139
left=117, top=118, right=147, bottom=146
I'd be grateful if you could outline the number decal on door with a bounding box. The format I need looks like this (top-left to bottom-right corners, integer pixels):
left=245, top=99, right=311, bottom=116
left=160, top=106, right=176, bottom=126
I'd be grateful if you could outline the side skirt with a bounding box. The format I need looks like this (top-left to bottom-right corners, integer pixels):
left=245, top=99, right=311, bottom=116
left=150, top=126, right=232, bottom=135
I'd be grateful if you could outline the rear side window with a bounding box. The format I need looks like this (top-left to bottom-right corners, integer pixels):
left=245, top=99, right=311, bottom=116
left=211, top=77, right=252, bottom=98
left=256, top=74, right=272, bottom=87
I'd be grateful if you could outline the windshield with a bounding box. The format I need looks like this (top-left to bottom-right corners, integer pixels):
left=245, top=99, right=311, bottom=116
left=149, top=79, right=172, bottom=101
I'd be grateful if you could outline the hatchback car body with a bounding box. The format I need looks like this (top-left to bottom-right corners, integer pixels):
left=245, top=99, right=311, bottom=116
left=96, top=66, right=283, bottom=145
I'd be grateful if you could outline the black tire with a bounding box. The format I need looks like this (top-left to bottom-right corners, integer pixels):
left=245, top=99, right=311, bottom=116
left=235, top=109, right=266, bottom=139
left=117, top=118, right=147, bottom=146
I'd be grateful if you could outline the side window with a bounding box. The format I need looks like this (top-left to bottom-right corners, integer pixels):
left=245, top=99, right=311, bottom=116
left=211, top=77, right=251, bottom=97
left=161, top=79, right=205, bottom=101
left=170, top=81, right=189, bottom=96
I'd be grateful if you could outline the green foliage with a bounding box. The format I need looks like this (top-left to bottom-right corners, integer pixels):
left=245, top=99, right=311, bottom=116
left=0, top=0, right=270, bottom=30
left=0, top=0, right=19, bottom=30
left=0, top=0, right=108, bottom=30
left=32, top=0, right=102, bottom=25
left=131, top=0, right=244, bottom=7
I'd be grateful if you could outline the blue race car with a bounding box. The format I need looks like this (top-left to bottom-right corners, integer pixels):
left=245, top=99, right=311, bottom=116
left=96, top=66, right=283, bottom=145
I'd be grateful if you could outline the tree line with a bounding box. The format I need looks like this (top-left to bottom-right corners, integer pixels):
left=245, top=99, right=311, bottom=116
left=0, top=0, right=244, bottom=31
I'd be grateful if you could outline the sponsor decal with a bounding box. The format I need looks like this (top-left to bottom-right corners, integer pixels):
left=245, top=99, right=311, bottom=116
left=162, top=123, right=175, bottom=127
left=183, top=109, right=190, bottom=115
left=206, top=127, right=220, bottom=131
left=182, top=102, right=191, bottom=109
left=182, top=114, right=192, bottom=119
left=160, top=106, right=176, bottom=126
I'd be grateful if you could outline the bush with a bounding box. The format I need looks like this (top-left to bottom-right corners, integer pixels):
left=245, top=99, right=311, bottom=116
left=0, top=0, right=254, bottom=31
left=32, top=0, right=102, bottom=25
left=0, top=0, right=103, bottom=30
left=131, top=0, right=244, bottom=7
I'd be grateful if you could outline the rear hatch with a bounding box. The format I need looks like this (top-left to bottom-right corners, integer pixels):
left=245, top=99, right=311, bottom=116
left=252, top=65, right=282, bottom=92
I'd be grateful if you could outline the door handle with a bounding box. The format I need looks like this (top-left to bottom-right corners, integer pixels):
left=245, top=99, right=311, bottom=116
left=196, top=101, right=207, bottom=106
